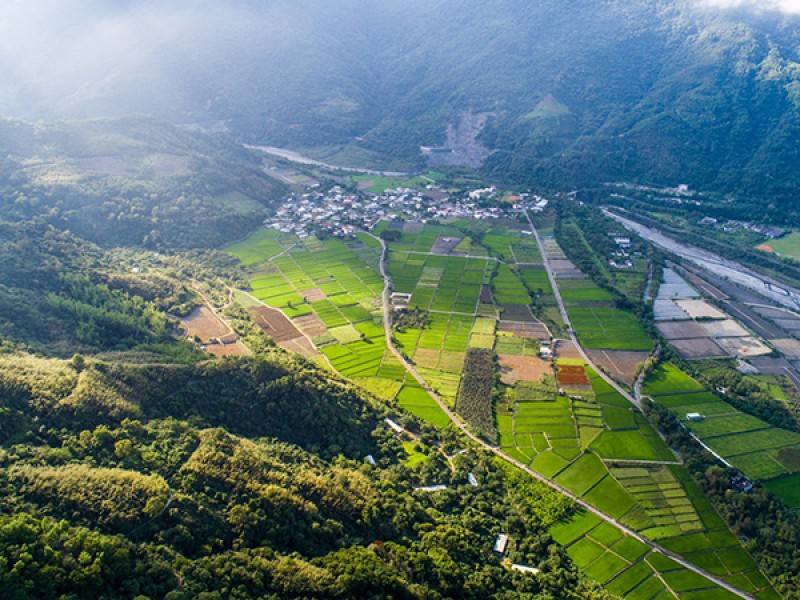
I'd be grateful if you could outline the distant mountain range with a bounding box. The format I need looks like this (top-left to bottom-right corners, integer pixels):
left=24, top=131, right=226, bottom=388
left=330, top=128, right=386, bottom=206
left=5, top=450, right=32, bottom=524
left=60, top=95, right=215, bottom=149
left=2, top=1, right=800, bottom=205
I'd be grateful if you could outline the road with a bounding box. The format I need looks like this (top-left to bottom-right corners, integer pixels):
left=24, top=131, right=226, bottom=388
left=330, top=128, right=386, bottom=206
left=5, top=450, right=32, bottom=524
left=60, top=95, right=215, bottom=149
left=366, top=229, right=752, bottom=599
left=522, top=209, right=644, bottom=410
left=246, top=144, right=409, bottom=176
left=605, top=209, right=800, bottom=311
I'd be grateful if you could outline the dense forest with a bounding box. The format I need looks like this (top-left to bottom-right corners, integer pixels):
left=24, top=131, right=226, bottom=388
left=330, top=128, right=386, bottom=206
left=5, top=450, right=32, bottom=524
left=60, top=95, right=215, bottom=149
left=0, top=346, right=618, bottom=599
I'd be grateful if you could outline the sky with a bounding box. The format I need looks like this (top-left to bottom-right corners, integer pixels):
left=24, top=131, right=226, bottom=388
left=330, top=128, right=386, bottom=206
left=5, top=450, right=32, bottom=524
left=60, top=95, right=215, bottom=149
left=703, top=0, right=800, bottom=13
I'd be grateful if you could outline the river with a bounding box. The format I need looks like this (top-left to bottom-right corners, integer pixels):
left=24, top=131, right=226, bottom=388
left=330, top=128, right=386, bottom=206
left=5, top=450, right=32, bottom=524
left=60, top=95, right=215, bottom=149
left=604, top=209, right=800, bottom=310
left=245, top=145, right=409, bottom=177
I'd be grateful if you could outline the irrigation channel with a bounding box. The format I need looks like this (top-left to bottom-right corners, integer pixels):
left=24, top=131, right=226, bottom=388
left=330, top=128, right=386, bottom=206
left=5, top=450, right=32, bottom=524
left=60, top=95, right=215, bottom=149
left=365, top=222, right=753, bottom=600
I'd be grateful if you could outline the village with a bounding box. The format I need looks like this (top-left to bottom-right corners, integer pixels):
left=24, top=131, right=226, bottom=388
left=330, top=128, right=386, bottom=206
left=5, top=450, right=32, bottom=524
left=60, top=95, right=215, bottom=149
left=265, top=182, right=549, bottom=239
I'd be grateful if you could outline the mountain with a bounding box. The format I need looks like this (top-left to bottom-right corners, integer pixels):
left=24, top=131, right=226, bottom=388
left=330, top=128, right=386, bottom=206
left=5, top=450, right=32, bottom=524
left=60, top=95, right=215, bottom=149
left=1, top=1, right=799, bottom=204
left=0, top=117, right=287, bottom=249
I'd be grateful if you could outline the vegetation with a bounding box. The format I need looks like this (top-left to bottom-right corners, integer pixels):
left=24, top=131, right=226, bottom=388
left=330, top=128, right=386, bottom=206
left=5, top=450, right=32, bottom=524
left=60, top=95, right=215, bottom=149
left=456, top=349, right=498, bottom=442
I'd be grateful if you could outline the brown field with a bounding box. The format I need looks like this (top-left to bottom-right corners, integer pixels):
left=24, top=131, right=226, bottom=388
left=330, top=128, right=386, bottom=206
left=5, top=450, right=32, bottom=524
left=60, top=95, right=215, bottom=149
left=586, top=350, right=648, bottom=386
left=557, top=365, right=590, bottom=385
left=498, top=354, right=552, bottom=385
left=293, top=314, right=328, bottom=337
left=249, top=306, right=305, bottom=342
left=700, top=319, right=750, bottom=338
left=675, top=299, right=726, bottom=320
left=302, top=288, right=327, bottom=302
left=206, top=341, right=250, bottom=357
left=656, top=321, right=708, bottom=340
left=498, top=320, right=550, bottom=340
left=716, top=336, right=772, bottom=358
left=181, top=306, right=230, bottom=343
left=500, top=303, right=536, bottom=322
left=554, top=340, right=582, bottom=360
left=480, top=284, right=494, bottom=304
left=770, top=338, right=800, bottom=359
left=280, top=337, right=320, bottom=358
left=670, top=338, right=729, bottom=359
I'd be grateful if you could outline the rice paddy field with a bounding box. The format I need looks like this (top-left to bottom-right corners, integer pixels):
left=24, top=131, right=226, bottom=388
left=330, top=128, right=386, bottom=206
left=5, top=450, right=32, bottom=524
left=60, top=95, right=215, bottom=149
left=548, top=504, right=777, bottom=599
left=229, top=224, right=778, bottom=599
left=644, top=362, right=800, bottom=509
left=559, top=279, right=654, bottom=351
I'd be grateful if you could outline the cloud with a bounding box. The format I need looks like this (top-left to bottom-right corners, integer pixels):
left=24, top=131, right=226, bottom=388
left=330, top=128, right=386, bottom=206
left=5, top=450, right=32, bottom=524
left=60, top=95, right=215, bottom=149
left=701, top=0, right=800, bottom=14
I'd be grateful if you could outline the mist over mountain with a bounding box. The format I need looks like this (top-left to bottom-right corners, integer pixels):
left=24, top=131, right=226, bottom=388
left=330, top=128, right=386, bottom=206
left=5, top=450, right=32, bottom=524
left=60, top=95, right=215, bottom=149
left=2, top=1, right=800, bottom=203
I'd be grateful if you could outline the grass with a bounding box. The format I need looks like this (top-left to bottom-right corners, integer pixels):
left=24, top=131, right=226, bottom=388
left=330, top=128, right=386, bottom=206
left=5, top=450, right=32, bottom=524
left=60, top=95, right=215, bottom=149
left=549, top=509, right=602, bottom=545
left=555, top=453, right=608, bottom=496
left=763, top=473, right=800, bottom=508
left=760, top=231, right=800, bottom=261
left=567, top=307, right=653, bottom=351
left=591, top=431, right=666, bottom=461
left=642, top=363, right=704, bottom=397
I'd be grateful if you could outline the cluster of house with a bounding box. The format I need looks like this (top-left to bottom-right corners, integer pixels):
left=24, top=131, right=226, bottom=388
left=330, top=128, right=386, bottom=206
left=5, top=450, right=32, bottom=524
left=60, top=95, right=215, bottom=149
left=265, top=183, right=542, bottom=239
left=608, top=233, right=635, bottom=269
left=697, top=217, right=786, bottom=239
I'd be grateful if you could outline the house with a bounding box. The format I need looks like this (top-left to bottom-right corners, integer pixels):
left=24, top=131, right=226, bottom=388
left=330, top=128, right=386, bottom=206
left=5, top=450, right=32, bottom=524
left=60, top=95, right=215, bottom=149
left=468, top=473, right=478, bottom=487
left=493, top=534, right=509, bottom=556
left=365, top=455, right=377, bottom=466
left=511, top=564, right=540, bottom=575
left=414, top=485, right=448, bottom=493
left=385, top=418, right=404, bottom=434
left=686, top=413, right=704, bottom=422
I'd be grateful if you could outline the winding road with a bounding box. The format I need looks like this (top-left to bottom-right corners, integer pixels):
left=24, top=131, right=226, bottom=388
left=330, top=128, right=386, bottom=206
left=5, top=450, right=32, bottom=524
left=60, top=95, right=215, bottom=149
left=366, top=227, right=753, bottom=599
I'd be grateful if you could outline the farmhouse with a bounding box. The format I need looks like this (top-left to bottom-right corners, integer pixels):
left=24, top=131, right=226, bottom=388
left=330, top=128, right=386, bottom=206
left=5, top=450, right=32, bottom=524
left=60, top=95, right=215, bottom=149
left=686, top=412, right=704, bottom=422
left=493, top=534, right=509, bottom=556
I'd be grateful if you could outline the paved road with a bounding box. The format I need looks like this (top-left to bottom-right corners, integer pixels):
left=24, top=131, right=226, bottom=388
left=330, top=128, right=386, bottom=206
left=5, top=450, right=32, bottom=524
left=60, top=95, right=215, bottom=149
left=522, top=210, right=644, bottom=410
left=366, top=228, right=752, bottom=600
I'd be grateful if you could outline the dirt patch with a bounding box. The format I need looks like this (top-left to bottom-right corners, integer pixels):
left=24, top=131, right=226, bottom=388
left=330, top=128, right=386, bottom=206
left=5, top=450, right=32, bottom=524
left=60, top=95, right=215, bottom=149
left=670, top=338, right=729, bottom=359
left=480, top=284, right=494, bottom=304
left=586, top=350, right=649, bottom=386
left=757, top=244, right=774, bottom=253
left=554, top=340, right=582, bottom=360
left=249, top=306, right=305, bottom=342
left=302, top=288, right=327, bottom=302
left=770, top=338, right=800, bottom=359
left=656, top=321, right=708, bottom=340
left=498, top=354, right=552, bottom=385
left=293, top=314, right=328, bottom=338
left=498, top=321, right=550, bottom=340
left=557, top=365, right=590, bottom=385
left=180, top=306, right=230, bottom=343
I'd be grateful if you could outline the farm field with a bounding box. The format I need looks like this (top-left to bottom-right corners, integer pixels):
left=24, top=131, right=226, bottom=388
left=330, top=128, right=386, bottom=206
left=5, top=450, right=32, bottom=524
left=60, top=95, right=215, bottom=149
left=558, top=279, right=653, bottom=352
left=548, top=504, right=774, bottom=599
left=645, top=362, right=800, bottom=505
left=229, top=222, right=776, bottom=599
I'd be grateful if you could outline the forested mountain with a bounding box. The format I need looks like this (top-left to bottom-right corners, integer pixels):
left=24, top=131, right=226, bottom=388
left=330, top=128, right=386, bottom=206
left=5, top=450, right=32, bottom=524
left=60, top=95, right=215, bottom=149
left=0, top=348, right=611, bottom=600
left=1, top=1, right=799, bottom=203
left=0, top=118, right=286, bottom=248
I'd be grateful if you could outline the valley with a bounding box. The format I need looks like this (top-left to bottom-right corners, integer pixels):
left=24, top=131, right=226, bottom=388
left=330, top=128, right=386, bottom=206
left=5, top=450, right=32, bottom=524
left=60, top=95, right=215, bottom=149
left=207, top=154, right=800, bottom=599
